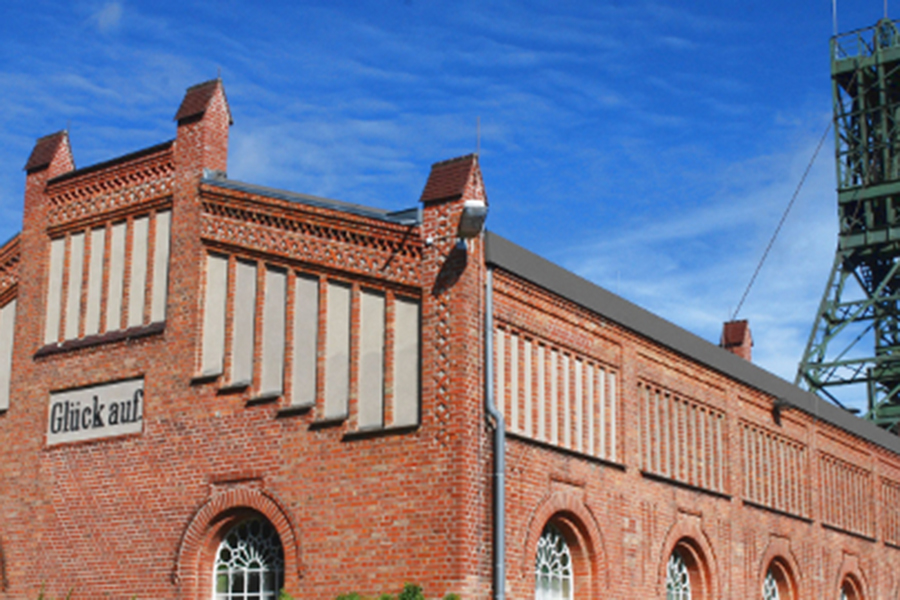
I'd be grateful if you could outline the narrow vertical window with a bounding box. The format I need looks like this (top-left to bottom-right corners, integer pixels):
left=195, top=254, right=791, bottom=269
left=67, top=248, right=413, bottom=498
left=259, top=267, right=286, bottom=396
left=64, top=232, right=85, bottom=340
left=358, top=289, right=385, bottom=428
left=324, top=281, right=351, bottom=419
left=84, top=227, right=105, bottom=336
left=45, top=237, right=65, bottom=344
left=291, top=275, right=318, bottom=407
left=534, top=524, right=573, bottom=600
left=150, top=210, right=171, bottom=323
left=392, top=296, right=420, bottom=427
left=0, top=299, right=16, bottom=411
left=230, top=260, right=257, bottom=386
left=201, top=254, right=228, bottom=377
left=127, top=216, right=149, bottom=327
left=105, top=222, right=126, bottom=332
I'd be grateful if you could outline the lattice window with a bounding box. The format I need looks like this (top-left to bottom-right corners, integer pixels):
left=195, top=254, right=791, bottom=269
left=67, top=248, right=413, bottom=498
left=763, top=570, right=780, bottom=600
left=534, top=524, right=573, bottom=600
left=213, top=518, right=284, bottom=600
left=666, top=550, right=691, bottom=599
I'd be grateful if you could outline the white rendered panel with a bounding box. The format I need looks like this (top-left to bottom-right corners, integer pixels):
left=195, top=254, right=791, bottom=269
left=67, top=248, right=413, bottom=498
left=586, top=363, right=595, bottom=456
left=150, top=211, right=171, bottom=322
left=127, top=216, right=149, bottom=327
left=495, top=329, right=505, bottom=422
left=231, top=260, right=257, bottom=385
left=550, top=350, right=559, bottom=445
left=64, top=232, right=85, bottom=340
left=324, top=282, right=351, bottom=419
left=562, top=354, right=571, bottom=448
left=260, top=268, right=286, bottom=396
left=609, top=372, right=617, bottom=461
left=0, top=300, right=16, bottom=411
left=200, top=254, right=228, bottom=376
left=524, top=339, right=532, bottom=437
left=575, top=359, right=584, bottom=453
left=358, top=290, right=385, bottom=428
left=598, top=369, right=606, bottom=459
left=105, top=223, right=126, bottom=332
left=84, top=228, right=105, bottom=336
left=393, top=297, right=420, bottom=427
left=45, top=237, right=65, bottom=344
left=509, top=333, right=519, bottom=432
left=537, top=345, right=546, bottom=441
left=291, top=275, right=318, bottom=407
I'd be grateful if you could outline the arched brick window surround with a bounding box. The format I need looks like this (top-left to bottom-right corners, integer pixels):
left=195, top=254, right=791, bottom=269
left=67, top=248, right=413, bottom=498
left=659, top=518, right=718, bottom=599
left=173, top=487, right=300, bottom=599
left=523, top=491, right=607, bottom=598
left=758, top=537, right=800, bottom=599
left=834, top=553, right=867, bottom=600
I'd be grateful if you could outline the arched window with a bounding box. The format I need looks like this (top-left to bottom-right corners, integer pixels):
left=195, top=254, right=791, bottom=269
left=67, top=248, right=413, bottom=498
left=213, top=517, right=285, bottom=600
left=534, top=524, right=573, bottom=600
left=762, top=558, right=797, bottom=600
left=840, top=578, right=861, bottom=600
left=763, top=570, right=780, bottom=600
left=666, top=549, right=692, bottom=599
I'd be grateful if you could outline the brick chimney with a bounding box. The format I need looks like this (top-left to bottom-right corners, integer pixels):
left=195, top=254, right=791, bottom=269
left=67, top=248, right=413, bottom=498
left=720, top=319, right=752, bottom=361
left=173, top=78, right=232, bottom=177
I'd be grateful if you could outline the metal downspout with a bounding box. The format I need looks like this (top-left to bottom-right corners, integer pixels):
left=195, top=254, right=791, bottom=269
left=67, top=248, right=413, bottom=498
left=484, top=267, right=505, bottom=600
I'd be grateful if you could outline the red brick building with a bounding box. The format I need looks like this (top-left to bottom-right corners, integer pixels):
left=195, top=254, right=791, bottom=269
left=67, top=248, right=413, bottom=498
left=1, top=80, right=900, bottom=599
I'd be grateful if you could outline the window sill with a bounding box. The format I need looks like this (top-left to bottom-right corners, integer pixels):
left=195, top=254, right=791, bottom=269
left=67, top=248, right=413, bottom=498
left=35, top=322, right=165, bottom=358
left=308, top=416, right=347, bottom=430
left=247, top=392, right=281, bottom=406
left=217, top=380, right=251, bottom=394
left=342, top=424, right=419, bottom=441
left=276, top=404, right=314, bottom=418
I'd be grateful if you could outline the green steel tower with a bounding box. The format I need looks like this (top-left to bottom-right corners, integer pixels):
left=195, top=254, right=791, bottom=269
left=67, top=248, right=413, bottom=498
left=797, top=19, right=900, bottom=431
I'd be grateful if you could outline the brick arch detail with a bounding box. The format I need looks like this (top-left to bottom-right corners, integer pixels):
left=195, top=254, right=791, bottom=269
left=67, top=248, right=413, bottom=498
left=835, top=553, right=869, bottom=599
left=658, top=514, right=719, bottom=599
left=758, top=536, right=801, bottom=598
left=522, top=490, right=608, bottom=596
left=173, top=487, right=301, bottom=599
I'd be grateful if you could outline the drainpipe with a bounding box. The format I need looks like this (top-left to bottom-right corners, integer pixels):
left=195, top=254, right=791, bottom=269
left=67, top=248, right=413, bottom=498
left=484, top=267, right=505, bottom=600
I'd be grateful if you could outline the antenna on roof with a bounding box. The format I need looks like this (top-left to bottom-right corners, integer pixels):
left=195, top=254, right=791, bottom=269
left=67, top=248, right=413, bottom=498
left=217, top=66, right=222, bottom=79
left=476, top=116, right=481, bottom=156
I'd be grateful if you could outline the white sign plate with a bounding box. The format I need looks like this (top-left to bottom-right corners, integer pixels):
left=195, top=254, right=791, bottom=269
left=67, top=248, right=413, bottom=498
left=47, top=378, right=144, bottom=446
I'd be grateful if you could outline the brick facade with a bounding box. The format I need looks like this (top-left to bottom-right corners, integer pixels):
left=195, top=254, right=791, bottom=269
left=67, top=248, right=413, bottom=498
left=1, top=80, right=900, bottom=599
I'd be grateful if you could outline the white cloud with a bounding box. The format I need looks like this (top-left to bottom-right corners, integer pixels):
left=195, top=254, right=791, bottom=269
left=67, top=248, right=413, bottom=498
left=94, top=2, right=123, bottom=33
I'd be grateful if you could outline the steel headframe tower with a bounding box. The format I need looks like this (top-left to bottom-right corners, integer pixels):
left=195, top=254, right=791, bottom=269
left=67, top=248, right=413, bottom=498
left=798, top=18, right=900, bottom=431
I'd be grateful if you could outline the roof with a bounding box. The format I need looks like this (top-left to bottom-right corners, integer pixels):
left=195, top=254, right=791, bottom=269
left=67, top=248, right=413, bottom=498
left=420, top=154, right=478, bottom=203
left=174, top=79, right=233, bottom=124
left=484, top=231, right=900, bottom=456
left=24, top=131, right=69, bottom=173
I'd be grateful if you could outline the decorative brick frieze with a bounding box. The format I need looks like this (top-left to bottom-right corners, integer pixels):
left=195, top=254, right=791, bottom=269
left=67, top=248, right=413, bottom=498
left=46, top=148, right=175, bottom=229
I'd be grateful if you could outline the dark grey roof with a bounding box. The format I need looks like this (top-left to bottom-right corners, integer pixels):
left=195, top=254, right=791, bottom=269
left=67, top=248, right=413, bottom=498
left=484, top=231, right=900, bottom=456
left=202, top=175, right=421, bottom=226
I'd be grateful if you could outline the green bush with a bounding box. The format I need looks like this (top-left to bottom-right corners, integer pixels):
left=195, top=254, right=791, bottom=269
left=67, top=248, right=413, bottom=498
left=329, top=583, right=460, bottom=600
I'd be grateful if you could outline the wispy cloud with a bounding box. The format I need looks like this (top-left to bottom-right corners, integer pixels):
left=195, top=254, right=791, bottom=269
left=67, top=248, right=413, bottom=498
left=93, top=1, right=123, bottom=34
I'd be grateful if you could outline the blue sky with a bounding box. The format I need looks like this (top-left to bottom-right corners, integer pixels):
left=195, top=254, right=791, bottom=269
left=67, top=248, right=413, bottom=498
left=0, top=1, right=892, bottom=402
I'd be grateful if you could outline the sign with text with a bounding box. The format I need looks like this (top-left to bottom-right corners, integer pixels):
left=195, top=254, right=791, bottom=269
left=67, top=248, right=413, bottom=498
left=47, top=378, right=144, bottom=446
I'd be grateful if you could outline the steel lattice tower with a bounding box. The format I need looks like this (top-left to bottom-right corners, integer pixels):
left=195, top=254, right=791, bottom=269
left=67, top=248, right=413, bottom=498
left=797, top=19, right=900, bottom=431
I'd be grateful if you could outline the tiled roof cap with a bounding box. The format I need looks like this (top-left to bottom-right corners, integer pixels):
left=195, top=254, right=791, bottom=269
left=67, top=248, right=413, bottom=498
left=174, top=79, right=233, bottom=124
left=24, top=131, right=69, bottom=172
left=420, top=153, right=479, bottom=203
